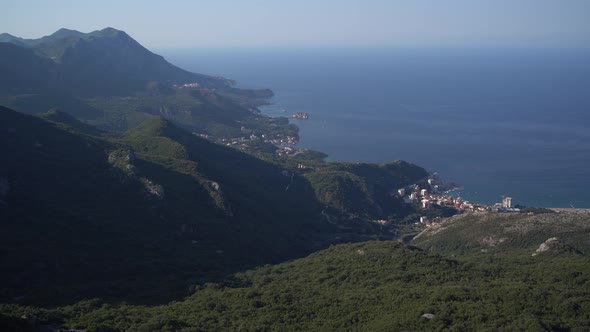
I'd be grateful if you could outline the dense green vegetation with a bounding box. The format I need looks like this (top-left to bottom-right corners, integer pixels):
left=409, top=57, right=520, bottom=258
left=305, top=162, right=427, bottom=220
left=0, top=107, right=426, bottom=310
left=0, top=106, right=320, bottom=306
left=84, top=88, right=297, bottom=139
left=2, top=235, right=589, bottom=331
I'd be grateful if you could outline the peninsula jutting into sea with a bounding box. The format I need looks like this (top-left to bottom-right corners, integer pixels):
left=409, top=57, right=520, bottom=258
left=188, top=47, right=589, bottom=209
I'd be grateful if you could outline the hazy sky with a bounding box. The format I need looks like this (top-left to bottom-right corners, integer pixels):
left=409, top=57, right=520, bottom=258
left=3, top=0, right=590, bottom=49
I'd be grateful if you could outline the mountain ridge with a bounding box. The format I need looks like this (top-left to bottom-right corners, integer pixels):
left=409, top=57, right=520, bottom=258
left=0, top=27, right=230, bottom=97
left=0, top=27, right=291, bottom=141
left=0, top=105, right=323, bottom=305
left=0, top=106, right=428, bottom=306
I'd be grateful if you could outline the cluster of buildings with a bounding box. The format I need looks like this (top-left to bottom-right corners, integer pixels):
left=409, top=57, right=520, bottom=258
left=399, top=177, right=516, bottom=213
left=419, top=216, right=445, bottom=227
left=398, top=177, right=469, bottom=210
left=276, top=146, right=297, bottom=156
left=396, top=176, right=520, bottom=228
left=192, top=129, right=301, bottom=156
left=175, top=82, right=201, bottom=89
left=490, top=196, right=520, bottom=212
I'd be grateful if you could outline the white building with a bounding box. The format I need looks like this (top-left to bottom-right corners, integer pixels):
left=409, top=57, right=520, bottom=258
left=421, top=189, right=428, bottom=197
left=398, top=188, right=405, bottom=196
left=502, top=196, right=512, bottom=208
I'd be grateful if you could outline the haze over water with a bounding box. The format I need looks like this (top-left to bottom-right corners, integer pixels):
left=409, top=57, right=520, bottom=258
left=163, top=48, right=590, bottom=208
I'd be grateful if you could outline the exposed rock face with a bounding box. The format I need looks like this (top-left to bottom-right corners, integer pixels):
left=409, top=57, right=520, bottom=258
left=536, top=237, right=560, bottom=254
left=108, top=148, right=138, bottom=182
left=108, top=148, right=136, bottom=167
left=208, top=181, right=233, bottom=217
left=141, top=178, right=164, bottom=200
left=532, top=237, right=582, bottom=256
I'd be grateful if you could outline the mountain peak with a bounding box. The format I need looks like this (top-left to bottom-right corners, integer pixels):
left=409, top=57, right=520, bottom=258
left=0, top=32, right=18, bottom=39
left=50, top=28, right=84, bottom=39
left=0, top=27, right=230, bottom=96
left=101, top=27, right=122, bottom=33
left=0, top=33, right=24, bottom=45
left=92, top=27, right=128, bottom=38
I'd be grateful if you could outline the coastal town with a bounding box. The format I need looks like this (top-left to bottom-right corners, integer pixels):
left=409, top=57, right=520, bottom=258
left=194, top=130, right=301, bottom=155
left=388, top=174, right=520, bottom=228
left=186, top=100, right=310, bottom=157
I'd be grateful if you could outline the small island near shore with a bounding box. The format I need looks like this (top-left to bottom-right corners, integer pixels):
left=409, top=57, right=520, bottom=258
left=290, top=111, right=309, bottom=119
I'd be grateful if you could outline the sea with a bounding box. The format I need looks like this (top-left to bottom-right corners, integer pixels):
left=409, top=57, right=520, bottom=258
left=160, top=47, right=590, bottom=208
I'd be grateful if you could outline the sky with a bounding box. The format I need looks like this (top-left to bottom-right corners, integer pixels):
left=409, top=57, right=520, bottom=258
left=3, top=0, right=590, bottom=49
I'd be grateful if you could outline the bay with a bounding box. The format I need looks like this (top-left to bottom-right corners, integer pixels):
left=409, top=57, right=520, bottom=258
left=160, top=47, right=590, bottom=208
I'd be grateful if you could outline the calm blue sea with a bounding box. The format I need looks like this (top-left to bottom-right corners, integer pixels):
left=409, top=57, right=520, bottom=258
left=161, top=48, right=590, bottom=208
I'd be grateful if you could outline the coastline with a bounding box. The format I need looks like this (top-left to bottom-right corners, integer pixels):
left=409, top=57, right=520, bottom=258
left=257, top=100, right=569, bottom=210
left=254, top=83, right=589, bottom=209
left=167, top=48, right=590, bottom=209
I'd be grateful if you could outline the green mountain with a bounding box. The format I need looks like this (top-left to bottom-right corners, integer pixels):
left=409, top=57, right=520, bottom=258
left=3, top=233, right=589, bottom=331
left=306, top=161, right=426, bottom=219
left=39, top=108, right=103, bottom=135
left=4, top=113, right=586, bottom=330
left=1, top=29, right=84, bottom=47
left=0, top=42, right=59, bottom=95
left=0, top=33, right=29, bottom=46
left=0, top=106, right=318, bottom=305
left=0, top=106, right=426, bottom=308
left=0, top=28, right=291, bottom=140
left=0, top=27, right=228, bottom=96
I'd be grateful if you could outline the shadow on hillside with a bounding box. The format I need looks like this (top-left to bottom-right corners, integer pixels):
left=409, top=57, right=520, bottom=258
left=0, top=108, right=402, bottom=309
left=0, top=93, right=104, bottom=120
left=0, top=156, right=381, bottom=308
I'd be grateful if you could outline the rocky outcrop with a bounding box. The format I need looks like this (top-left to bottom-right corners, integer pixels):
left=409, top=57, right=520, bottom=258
left=140, top=178, right=164, bottom=200
left=532, top=237, right=582, bottom=256
left=108, top=148, right=138, bottom=183
left=209, top=181, right=233, bottom=217
left=535, top=237, right=560, bottom=254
